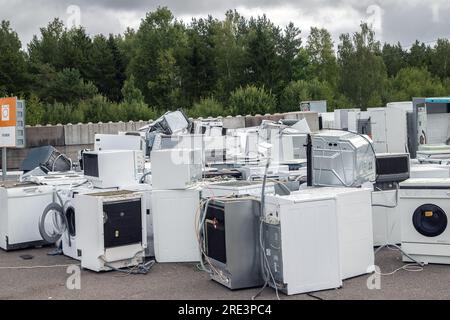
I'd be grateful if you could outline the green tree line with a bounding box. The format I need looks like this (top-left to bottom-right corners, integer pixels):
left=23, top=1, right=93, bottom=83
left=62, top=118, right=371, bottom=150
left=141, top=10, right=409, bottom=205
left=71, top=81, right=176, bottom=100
left=1, top=7, right=449, bottom=125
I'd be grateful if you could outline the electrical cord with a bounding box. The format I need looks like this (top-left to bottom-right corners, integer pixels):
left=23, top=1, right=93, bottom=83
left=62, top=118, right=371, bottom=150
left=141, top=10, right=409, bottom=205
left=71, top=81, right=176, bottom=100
left=99, top=252, right=155, bottom=275
left=196, top=198, right=216, bottom=275
left=252, top=160, right=281, bottom=301
left=104, top=260, right=156, bottom=276
left=0, top=264, right=80, bottom=270
left=266, top=178, right=292, bottom=195
left=374, top=263, right=423, bottom=276
left=306, top=292, right=324, bottom=300
left=139, top=171, right=152, bottom=183
left=374, top=244, right=426, bottom=277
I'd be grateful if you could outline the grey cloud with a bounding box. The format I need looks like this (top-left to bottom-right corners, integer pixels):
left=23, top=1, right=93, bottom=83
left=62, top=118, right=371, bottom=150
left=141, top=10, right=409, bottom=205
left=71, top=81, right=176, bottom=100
left=1, top=0, right=449, bottom=49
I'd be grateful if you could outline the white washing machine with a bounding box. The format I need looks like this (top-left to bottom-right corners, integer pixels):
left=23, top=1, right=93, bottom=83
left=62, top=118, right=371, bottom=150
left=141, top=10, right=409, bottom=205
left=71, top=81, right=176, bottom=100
left=55, top=184, right=119, bottom=260
left=399, top=178, right=450, bottom=264
left=60, top=186, right=97, bottom=260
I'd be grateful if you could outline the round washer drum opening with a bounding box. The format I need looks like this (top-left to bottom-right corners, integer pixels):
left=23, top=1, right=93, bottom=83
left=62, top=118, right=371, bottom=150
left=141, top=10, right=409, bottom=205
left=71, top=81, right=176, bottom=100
left=413, top=204, right=447, bottom=237
left=65, top=207, right=76, bottom=237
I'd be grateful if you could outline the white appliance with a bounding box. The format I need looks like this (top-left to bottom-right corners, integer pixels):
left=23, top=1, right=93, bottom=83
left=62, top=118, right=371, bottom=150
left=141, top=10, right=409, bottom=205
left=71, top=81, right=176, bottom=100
left=239, top=165, right=289, bottom=181
left=387, top=101, right=413, bottom=113
left=263, top=191, right=342, bottom=295
left=290, top=187, right=374, bottom=280
left=61, top=203, right=79, bottom=260
left=202, top=180, right=275, bottom=198
left=74, top=191, right=147, bottom=272
left=151, top=148, right=202, bottom=190
left=347, top=111, right=370, bottom=134
left=60, top=186, right=96, bottom=260
left=300, top=100, right=327, bottom=113
left=368, top=107, right=407, bottom=154
left=193, top=119, right=224, bottom=136
left=372, top=190, right=401, bottom=246
left=152, top=188, right=201, bottom=262
left=83, top=150, right=144, bottom=188
left=417, top=104, right=428, bottom=146
left=334, top=109, right=360, bottom=130
left=94, top=134, right=145, bottom=153
left=28, top=173, right=96, bottom=260
left=399, top=179, right=450, bottom=264
left=410, top=164, right=450, bottom=178
left=279, top=133, right=307, bottom=162
left=29, top=172, right=87, bottom=186
left=0, top=182, right=54, bottom=250
left=320, top=112, right=335, bottom=129
left=157, top=134, right=228, bottom=164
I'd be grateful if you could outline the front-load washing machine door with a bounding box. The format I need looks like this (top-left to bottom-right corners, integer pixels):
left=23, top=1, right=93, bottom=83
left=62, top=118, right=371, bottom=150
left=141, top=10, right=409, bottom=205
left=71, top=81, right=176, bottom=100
left=401, top=198, right=450, bottom=243
left=412, top=204, right=447, bottom=237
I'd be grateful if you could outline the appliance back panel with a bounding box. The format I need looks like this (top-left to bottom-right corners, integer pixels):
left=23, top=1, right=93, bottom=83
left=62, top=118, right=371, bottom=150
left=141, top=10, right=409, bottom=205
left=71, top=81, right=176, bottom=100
left=103, top=199, right=142, bottom=248
left=264, top=222, right=284, bottom=283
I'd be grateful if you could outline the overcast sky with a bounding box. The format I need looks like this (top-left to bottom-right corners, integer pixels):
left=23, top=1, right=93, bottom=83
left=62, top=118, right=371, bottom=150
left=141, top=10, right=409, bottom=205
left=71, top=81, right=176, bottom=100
left=2, top=0, right=450, bottom=49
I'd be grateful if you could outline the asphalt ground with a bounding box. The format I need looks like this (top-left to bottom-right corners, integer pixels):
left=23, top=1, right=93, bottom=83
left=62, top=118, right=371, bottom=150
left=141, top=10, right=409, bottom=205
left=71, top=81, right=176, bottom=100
left=0, top=246, right=448, bottom=300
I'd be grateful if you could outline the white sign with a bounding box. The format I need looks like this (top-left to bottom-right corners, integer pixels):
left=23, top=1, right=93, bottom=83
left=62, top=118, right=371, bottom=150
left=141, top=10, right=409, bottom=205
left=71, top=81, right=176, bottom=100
left=0, top=127, right=15, bottom=147
left=1, top=105, right=9, bottom=121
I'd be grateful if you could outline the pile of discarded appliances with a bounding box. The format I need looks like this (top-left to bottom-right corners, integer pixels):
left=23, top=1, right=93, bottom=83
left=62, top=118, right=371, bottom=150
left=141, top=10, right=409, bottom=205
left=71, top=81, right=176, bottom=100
left=1, top=101, right=450, bottom=297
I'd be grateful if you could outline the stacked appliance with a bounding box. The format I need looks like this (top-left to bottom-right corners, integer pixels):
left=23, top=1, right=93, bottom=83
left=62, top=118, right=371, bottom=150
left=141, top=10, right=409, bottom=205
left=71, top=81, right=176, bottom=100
left=300, top=100, right=327, bottom=113
left=347, top=111, right=371, bottom=135
left=0, top=182, right=54, bottom=250
left=82, top=150, right=145, bottom=189
left=151, top=148, right=202, bottom=189
left=411, top=98, right=450, bottom=159
left=399, top=178, right=450, bottom=264
left=151, top=148, right=203, bottom=262
left=367, top=107, right=408, bottom=154
left=74, top=190, right=147, bottom=272
left=94, top=134, right=146, bottom=154
left=371, top=153, right=410, bottom=246
left=334, top=109, right=360, bottom=130
left=311, top=130, right=376, bottom=187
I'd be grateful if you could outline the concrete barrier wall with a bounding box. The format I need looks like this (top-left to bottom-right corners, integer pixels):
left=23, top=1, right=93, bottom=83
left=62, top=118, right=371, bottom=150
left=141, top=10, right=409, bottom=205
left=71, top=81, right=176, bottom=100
left=1, top=112, right=319, bottom=169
